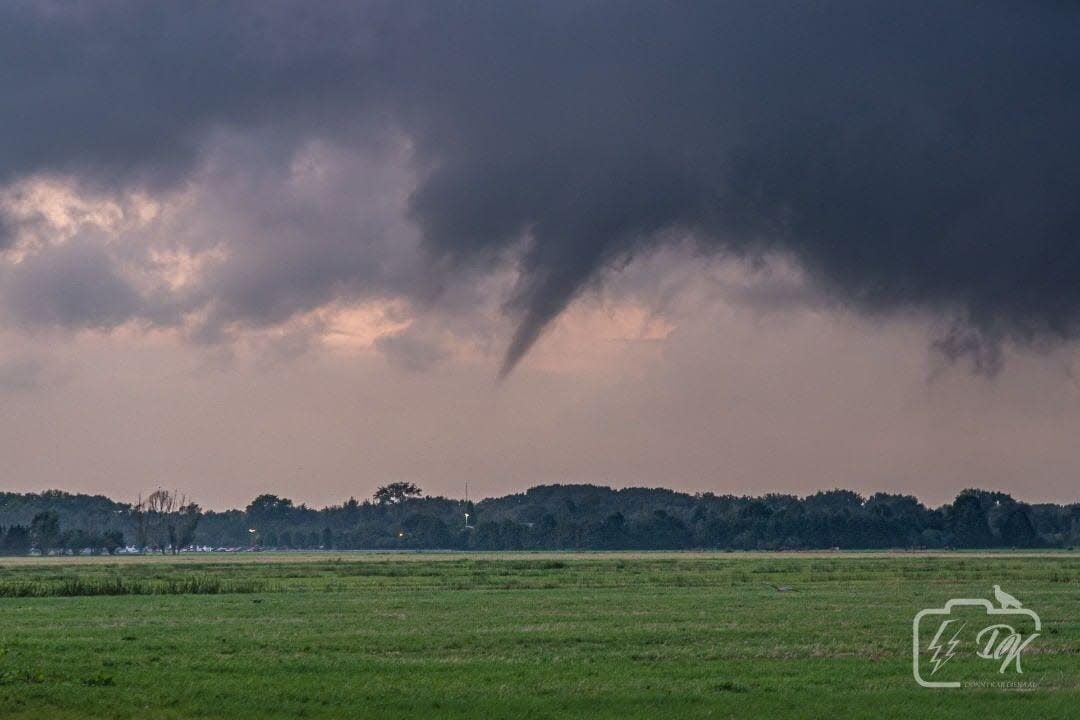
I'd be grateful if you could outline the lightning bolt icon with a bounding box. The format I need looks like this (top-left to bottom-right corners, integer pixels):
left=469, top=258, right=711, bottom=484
left=927, top=619, right=966, bottom=675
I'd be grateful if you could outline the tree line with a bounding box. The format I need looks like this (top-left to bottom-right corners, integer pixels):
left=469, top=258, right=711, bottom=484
left=0, top=483, right=1077, bottom=554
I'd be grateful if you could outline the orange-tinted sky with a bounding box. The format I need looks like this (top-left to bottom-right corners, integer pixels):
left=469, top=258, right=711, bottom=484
left=2, top=226, right=1078, bottom=508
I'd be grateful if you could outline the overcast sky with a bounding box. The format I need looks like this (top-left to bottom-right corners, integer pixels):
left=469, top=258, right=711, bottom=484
left=2, top=2, right=1079, bottom=508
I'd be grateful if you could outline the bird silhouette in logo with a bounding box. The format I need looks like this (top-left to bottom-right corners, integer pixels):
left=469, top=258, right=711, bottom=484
left=993, top=585, right=1022, bottom=609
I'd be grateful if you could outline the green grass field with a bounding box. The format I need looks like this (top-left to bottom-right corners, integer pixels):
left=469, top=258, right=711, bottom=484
left=0, top=552, right=1076, bottom=718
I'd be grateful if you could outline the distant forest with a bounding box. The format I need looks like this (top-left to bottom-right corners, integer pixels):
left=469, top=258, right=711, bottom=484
left=0, top=484, right=1077, bottom=555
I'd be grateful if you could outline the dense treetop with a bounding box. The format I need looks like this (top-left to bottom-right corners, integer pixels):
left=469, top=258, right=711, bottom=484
left=1, top=484, right=1076, bottom=554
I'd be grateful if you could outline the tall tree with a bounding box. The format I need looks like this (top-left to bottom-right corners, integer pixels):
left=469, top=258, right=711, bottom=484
left=30, top=511, right=60, bottom=554
left=950, top=492, right=995, bottom=548
left=373, top=483, right=423, bottom=506
left=134, top=490, right=200, bottom=554
left=998, top=504, right=1040, bottom=548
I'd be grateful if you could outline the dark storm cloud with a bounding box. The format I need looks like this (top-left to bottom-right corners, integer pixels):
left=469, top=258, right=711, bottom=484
left=2, top=239, right=144, bottom=330
left=0, top=214, right=13, bottom=251
left=396, top=2, right=1080, bottom=374
left=2, top=2, right=1080, bottom=373
left=0, top=2, right=382, bottom=189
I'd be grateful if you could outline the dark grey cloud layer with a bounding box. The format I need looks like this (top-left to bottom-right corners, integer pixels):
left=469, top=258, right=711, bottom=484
left=3, top=239, right=142, bottom=330
left=2, top=2, right=1080, bottom=373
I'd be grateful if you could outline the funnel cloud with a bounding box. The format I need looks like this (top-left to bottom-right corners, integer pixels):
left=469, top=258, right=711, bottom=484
left=1, top=1, right=1080, bottom=377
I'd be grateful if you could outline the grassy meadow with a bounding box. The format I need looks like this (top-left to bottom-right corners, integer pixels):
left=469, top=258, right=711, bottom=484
left=0, top=552, right=1076, bottom=718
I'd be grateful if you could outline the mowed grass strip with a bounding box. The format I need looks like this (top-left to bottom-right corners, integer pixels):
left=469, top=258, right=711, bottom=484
left=0, top=554, right=1076, bottom=719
